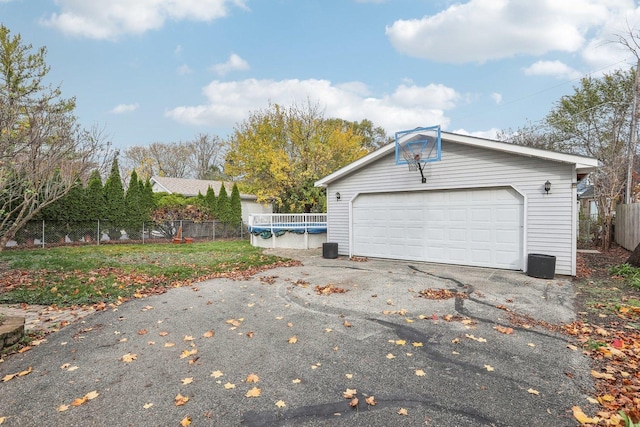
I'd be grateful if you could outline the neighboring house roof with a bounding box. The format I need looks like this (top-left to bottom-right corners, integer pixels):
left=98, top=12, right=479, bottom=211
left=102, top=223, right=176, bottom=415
left=315, top=131, right=600, bottom=187
left=578, top=185, right=595, bottom=199
left=150, top=177, right=257, bottom=200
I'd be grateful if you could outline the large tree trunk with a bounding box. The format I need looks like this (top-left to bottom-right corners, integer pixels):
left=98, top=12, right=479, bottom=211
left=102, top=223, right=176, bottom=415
left=628, top=241, right=640, bottom=267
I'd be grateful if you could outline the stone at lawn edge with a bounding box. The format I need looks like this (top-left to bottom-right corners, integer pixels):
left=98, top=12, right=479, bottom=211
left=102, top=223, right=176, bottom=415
left=0, top=316, right=25, bottom=350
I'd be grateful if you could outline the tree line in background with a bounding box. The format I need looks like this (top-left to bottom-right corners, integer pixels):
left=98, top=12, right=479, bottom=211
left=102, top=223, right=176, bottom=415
left=122, top=103, right=390, bottom=213
left=4, top=21, right=639, bottom=253
left=14, top=156, right=243, bottom=245
left=499, top=68, right=640, bottom=251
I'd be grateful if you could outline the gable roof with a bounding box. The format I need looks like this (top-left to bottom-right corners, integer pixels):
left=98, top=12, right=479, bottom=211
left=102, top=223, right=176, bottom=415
left=315, top=131, right=600, bottom=187
left=150, top=176, right=257, bottom=200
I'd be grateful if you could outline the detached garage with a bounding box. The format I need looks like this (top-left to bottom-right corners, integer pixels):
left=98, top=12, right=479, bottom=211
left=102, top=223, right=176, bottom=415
left=315, top=130, right=599, bottom=276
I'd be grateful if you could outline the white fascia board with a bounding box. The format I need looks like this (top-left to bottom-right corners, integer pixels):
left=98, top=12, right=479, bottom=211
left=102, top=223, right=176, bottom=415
left=150, top=177, right=172, bottom=194
left=441, top=132, right=600, bottom=170
left=314, top=142, right=396, bottom=188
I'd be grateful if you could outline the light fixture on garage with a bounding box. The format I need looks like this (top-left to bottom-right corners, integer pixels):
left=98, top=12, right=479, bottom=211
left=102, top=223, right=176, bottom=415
left=336, top=192, right=341, bottom=201
left=544, top=180, right=551, bottom=194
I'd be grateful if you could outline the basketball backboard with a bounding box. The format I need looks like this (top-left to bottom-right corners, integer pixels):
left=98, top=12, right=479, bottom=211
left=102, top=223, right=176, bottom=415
left=395, top=125, right=441, bottom=166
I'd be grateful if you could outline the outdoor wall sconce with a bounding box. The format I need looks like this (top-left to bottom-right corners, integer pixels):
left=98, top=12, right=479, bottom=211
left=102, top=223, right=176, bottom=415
left=336, top=192, right=341, bottom=201
left=544, top=180, right=551, bottom=194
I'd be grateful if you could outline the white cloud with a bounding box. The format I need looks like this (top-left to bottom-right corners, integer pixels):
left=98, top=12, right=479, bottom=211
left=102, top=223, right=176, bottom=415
left=211, top=53, right=250, bottom=76
left=523, top=60, right=582, bottom=80
left=452, top=127, right=500, bottom=140
left=174, top=45, right=183, bottom=55
left=385, top=0, right=615, bottom=63
left=40, top=0, right=247, bottom=40
left=177, top=64, right=193, bottom=75
left=110, top=103, right=139, bottom=114
left=491, top=93, right=502, bottom=104
left=165, top=78, right=458, bottom=134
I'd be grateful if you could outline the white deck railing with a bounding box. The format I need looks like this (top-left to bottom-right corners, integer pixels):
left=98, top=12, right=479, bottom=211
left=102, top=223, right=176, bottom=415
left=248, top=213, right=327, bottom=232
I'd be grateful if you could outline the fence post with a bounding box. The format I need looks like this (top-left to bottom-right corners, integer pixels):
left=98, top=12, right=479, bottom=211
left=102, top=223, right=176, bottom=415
left=97, top=220, right=100, bottom=246
left=142, top=222, right=145, bottom=244
left=41, top=220, right=45, bottom=248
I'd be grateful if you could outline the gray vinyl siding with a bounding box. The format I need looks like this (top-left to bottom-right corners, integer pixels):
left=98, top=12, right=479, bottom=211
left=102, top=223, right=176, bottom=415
left=326, top=140, right=576, bottom=275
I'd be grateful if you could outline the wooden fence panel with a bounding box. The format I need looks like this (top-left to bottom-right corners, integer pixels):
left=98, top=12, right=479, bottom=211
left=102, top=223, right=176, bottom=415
left=615, top=203, right=640, bottom=251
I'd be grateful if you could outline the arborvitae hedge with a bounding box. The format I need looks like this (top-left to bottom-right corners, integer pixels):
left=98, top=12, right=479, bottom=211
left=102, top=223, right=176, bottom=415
left=205, top=186, right=216, bottom=216
left=216, top=184, right=230, bottom=223
left=230, top=183, right=242, bottom=226
left=103, top=157, right=126, bottom=238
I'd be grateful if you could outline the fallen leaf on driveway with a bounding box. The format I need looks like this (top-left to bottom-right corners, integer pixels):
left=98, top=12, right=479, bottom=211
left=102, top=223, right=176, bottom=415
left=143, top=403, right=153, bottom=409
left=174, top=394, right=189, bottom=406
left=343, top=389, right=357, bottom=399
left=180, top=349, right=198, bottom=359
left=288, top=336, right=298, bottom=344
left=415, top=369, right=426, bottom=376
left=210, top=370, right=224, bottom=378
left=57, top=404, right=69, bottom=412
left=349, top=397, right=359, bottom=407
left=2, top=367, right=32, bottom=382
left=181, top=377, right=193, bottom=385
left=224, top=382, right=236, bottom=389
left=365, top=396, right=376, bottom=406
left=386, top=353, right=395, bottom=359
left=203, top=330, right=214, bottom=338
left=275, top=400, right=286, bottom=408
left=397, top=408, right=408, bottom=416
left=465, top=334, right=487, bottom=343
left=121, top=353, right=137, bottom=363
left=494, top=325, right=514, bottom=335
left=246, top=387, right=261, bottom=398
left=527, top=388, right=539, bottom=395
left=484, top=365, right=494, bottom=372
left=572, top=406, right=599, bottom=424
left=180, top=416, right=191, bottom=426
left=164, top=342, right=175, bottom=347
left=246, top=374, right=260, bottom=383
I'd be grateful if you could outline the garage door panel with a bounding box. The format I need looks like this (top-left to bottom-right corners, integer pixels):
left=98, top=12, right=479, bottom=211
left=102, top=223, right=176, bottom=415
left=353, top=188, right=522, bottom=270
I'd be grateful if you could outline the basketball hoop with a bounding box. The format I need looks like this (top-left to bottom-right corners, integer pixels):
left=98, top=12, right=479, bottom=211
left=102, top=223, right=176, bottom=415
left=401, top=147, right=427, bottom=183
left=395, top=125, right=441, bottom=184
left=402, top=149, right=421, bottom=172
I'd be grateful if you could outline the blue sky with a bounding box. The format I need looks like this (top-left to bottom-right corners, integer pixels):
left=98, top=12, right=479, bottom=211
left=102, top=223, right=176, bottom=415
left=1, top=0, right=639, bottom=150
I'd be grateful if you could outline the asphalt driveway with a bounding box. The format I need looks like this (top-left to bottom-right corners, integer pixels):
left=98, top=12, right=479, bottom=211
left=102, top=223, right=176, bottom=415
left=0, top=249, right=592, bottom=426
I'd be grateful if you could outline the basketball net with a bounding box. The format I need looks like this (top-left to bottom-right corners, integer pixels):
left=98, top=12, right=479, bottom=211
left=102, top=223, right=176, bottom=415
left=401, top=146, right=427, bottom=183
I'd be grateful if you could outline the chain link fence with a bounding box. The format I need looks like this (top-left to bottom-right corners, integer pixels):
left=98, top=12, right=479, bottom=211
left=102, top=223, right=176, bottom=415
left=7, top=220, right=246, bottom=248
left=578, top=214, right=600, bottom=248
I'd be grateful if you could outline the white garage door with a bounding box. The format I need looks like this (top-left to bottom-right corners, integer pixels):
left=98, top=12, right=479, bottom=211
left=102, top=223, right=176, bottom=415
left=352, top=188, right=523, bottom=270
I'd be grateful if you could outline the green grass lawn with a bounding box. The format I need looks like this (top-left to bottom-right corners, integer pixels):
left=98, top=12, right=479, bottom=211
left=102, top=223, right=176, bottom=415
left=0, top=240, right=289, bottom=306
